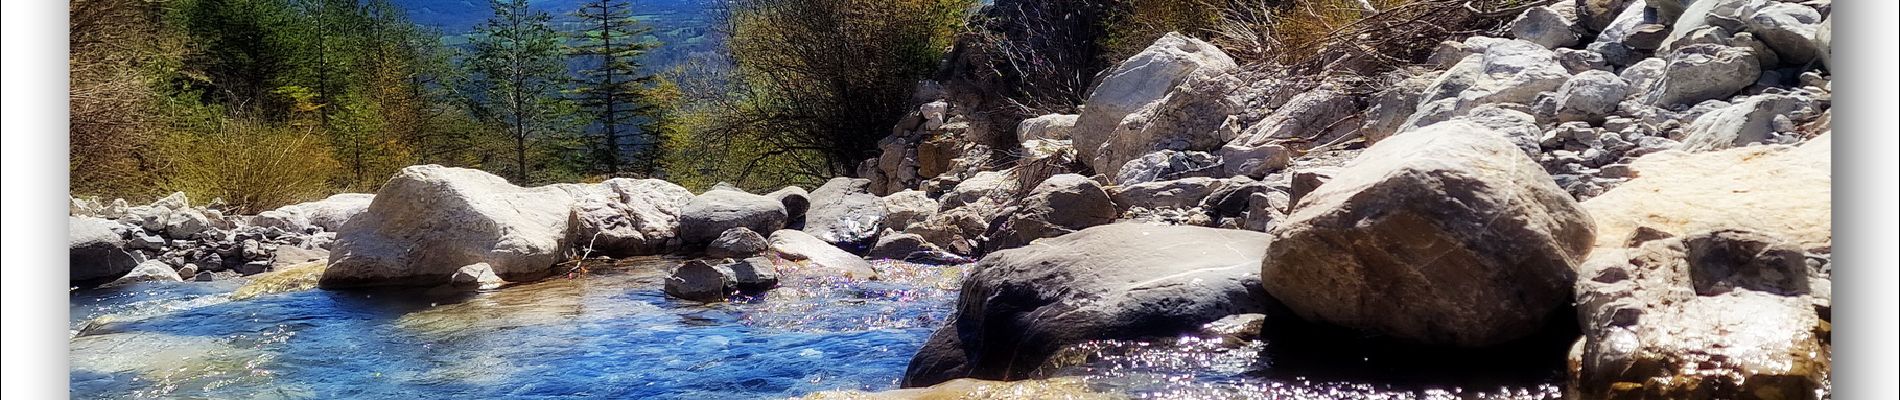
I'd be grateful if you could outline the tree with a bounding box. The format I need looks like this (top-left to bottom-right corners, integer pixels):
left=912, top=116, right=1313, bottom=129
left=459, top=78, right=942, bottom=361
left=568, top=0, right=660, bottom=175
left=469, top=0, right=576, bottom=183
left=695, top=0, right=972, bottom=181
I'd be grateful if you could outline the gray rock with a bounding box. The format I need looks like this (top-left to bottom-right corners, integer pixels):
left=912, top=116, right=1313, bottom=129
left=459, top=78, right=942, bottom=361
left=1646, top=44, right=1761, bottom=107
left=1262, top=121, right=1594, bottom=347
left=879, top=190, right=938, bottom=232
left=903, top=224, right=1271, bottom=387
left=1680, top=94, right=1809, bottom=151
left=664, top=260, right=733, bottom=302
left=1571, top=229, right=1828, bottom=399
left=320, top=165, right=576, bottom=289
left=803, top=177, right=885, bottom=249
left=706, top=227, right=769, bottom=259
left=1554, top=70, right=1633, bottom=123
left=1114, top=150, right=1221, bottom=185
left=70, top=216, right=138, bottom=287
left=984, top=174, right=1118, bottom=252
left=678, top=188, right=789, bottom=248
left=1015, top=114, right=1078, bottom=142
left=566, top=179, right=694, bottom=257
left=1511, top=5, right=1581, bottom=48
left=1745, top=2, right=1823, bottom=65
left=1555, top=48, right=1611, bottom=74
left=1404, top=39, right=1573, bottom=130
left=766, top=186, right=811, bottom=226
left=1072, top=32, right=1239, bottom=179
left=1812, top=16, right=1830, bottom=68
left=1110, top=177, right=1228, bottom=213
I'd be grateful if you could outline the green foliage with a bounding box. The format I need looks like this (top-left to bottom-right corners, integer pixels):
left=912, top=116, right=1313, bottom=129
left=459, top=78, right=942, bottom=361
left=568, top=0, right=664, bottom=176
left=662, top=0, right=974, bottom=188
left=469, top=0, right=583, bottom=184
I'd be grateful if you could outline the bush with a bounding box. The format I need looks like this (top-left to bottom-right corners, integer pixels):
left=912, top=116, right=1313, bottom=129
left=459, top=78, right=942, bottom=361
left=157, top=119, right=344, bottom=213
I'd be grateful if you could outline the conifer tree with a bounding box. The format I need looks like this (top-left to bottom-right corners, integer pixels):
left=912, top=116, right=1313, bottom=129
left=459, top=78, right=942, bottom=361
left=470, top=0, right=574, bottom=183
left=568, top=0, right=660, bottom=175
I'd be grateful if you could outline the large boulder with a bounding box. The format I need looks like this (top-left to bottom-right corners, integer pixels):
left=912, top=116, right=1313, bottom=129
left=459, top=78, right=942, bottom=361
left=802, top=177, right=885, bottom=250
left=1644, top=44, right=1760, bottom=107
left=567, top=179, right=694, bottom=257
left=1262, top=121, right=1595, bottom=347
left=982, top=174, right=1118, bottom=252
left=1071, top=32, right=1238, bottom=178
left=765, top=229, right=877, bottom=280
left=678, top=189, right=789, bottom=248
left=904, top=224, right=1271, bottom=386
left=320, top=165, right=577, bottom=288
left=71, top=216, right=139, bottom=287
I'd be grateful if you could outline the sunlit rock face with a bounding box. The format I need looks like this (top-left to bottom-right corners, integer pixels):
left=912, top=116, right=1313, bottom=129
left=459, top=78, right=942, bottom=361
left=320, top=165, right=577, bottom=289
left=1262, top=121, right=1593, bottom=348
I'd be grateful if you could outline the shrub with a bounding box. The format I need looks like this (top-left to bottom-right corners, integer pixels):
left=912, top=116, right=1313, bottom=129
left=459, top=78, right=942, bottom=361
left=157, top=119, right=344, bottom=213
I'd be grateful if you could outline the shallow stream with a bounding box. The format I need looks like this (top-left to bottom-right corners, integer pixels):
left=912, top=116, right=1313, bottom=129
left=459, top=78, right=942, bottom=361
left=70, top=257, right=1565, bottom=399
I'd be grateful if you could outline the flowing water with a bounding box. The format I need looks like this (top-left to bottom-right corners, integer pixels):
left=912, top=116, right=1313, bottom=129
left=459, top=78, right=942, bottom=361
left=70, top=257, right=1565, bottom=399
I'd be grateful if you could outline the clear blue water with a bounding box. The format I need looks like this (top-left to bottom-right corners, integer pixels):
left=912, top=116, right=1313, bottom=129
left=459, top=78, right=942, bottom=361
left=69, top=258, right=967, bottom=400
left=70, top=256, right=1567, bottom=399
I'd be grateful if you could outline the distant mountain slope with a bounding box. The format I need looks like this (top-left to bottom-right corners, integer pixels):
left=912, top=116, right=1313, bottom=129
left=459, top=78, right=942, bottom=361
left=395, top=0, right=723, bottom=73
left=395, top=0, right=710, bottom=33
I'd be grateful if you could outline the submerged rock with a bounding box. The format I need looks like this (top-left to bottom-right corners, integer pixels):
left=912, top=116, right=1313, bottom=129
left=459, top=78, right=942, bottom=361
left=904, top=224, right=1269, bottom=386
left=1262, top=121, right=1594, bottom=347
left=320, top=165, right=576, bottom=289
left=765, top=229, right=877, bottom=280
left=107, top=260, right=184, bottom=286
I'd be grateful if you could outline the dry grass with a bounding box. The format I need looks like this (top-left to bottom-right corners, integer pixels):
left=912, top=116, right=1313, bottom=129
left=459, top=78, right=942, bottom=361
left=158, top=120, right=345, bottom=213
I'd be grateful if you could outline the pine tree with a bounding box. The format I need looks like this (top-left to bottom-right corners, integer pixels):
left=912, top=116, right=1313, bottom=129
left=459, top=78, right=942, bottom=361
left=568, top=0, right=659, bottom=175
left=469, top=0, right=574, bottom=183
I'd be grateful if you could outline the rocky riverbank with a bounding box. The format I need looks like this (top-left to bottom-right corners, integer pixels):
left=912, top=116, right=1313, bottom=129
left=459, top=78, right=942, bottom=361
left=70, top=0, right=1831, bottom=398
